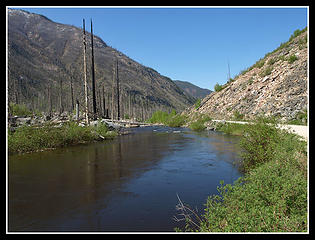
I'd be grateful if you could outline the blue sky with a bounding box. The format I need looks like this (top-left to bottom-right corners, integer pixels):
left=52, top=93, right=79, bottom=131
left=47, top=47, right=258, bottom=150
left=11, top=7, right=307, bottom=90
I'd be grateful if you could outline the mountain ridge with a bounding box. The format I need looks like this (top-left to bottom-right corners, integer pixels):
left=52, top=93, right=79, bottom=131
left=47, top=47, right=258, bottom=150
left=8, top=8, right=195, bottom=119
left=173, top=80, right=212, bottom=100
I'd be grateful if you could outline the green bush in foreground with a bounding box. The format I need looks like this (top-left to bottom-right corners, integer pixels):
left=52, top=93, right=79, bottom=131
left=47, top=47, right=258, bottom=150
left=176, top=117, right=307, bottom=232
left=198, top=157, right=307, bottom=232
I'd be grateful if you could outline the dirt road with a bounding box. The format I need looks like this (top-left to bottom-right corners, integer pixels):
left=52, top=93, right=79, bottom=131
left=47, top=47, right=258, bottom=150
left=212, top=120, right=308, bottom=140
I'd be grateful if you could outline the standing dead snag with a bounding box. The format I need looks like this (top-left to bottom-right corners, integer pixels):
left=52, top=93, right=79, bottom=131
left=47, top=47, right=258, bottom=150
left=75, top=99, right=79, bottom=120
left=102, top=85, right=106, bottom=118
left=70, top=75, right=74, bottom=112
left=82, top=18, right=89, bottom=125
left=48, top=83, right=52, bottom=117
left=59, top=75, right=63, bottom=114
left=116, top=58, right=120, bottom=120
left=90, top=19, right=97, bottom=120
left=110, top=58, right=120, bottom=120
left=111, top=63, right=115, bottom=120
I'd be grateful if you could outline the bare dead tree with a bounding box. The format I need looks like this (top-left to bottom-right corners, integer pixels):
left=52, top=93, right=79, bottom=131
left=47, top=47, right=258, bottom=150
left=90, top=19, right=97, bottom=120
left=59, top=75, right=63, bottom=114
left=48, top=83, right=52, bottom=116
left=70, top=75, right=74, bottom=112
left=111, top=63, right=115, bottom=120
left=128, top=91, right=131, bottom=118
left=116, top=58, right=120, bottom=120
left=82, top=18, right=89, bottom=125
left=102, top=85, right=106, bottom=118
left=75, top=99, right=79, bottom=120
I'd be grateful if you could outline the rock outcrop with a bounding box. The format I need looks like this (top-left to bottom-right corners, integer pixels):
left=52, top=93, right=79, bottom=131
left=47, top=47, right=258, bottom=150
left=184, top=30, right=308, bottom=121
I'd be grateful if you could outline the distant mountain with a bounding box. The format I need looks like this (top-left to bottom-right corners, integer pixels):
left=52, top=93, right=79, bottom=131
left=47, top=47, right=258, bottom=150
left=173, top=80, right=212, bottom=100
left=8, top=9, right=195, bottom=119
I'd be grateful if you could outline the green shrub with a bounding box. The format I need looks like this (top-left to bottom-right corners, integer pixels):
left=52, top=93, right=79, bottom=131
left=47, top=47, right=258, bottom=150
left=289, top=28, right=307, bottom=41
left=166, top=114, right=188, bottom=127
left=260, top=66, right=273, bottom=77
left=239, top=117, right=281, bottom=171
left=9, top=103, right=32, bottom=116
left=247, top=77, right=254, bottom=85
left=233, top=110, right=244, bottom=121
left=147, top=110, right=187, bottom=127
left=287, top=109, right=307, bottom=125
left=147, top=110, right=170, bottom=124
left=254, top=59, right=265, bottom=69
left=198, top=156, right=307, bottom=232
left=176, top=116, right=307, bottom=232
left=268, top=57, right=277, bottom=65
left=279, top=55, right=286, bottom=61
left=189, top=115, right=212, bottom=131
left=189, top=120, right=206, bottom=131
left=214, top=83, right=223, bottom=92
left=215, top=122, right=246, bottom=136
left=288, top=54, right=298, bottom=64
left=194, top=99, right=201, bottom=109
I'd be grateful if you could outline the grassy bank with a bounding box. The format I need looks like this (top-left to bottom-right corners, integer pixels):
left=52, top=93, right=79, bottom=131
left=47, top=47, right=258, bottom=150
left=175, top=117, right=307, bottom=232
left=8, top=121, right=118, bottom=154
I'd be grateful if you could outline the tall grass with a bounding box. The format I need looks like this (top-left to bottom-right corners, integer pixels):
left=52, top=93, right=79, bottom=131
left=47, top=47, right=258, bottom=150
left=8, top=121, right=117, bottom=154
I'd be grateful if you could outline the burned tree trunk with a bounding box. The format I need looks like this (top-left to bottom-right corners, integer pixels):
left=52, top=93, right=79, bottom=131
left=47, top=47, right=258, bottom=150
left=70, top=76, right=74, bottom=112
left=59, top=77, right=63, bottom=114
left=48, top=83, right=52, bottom=116
left=76, top=99, right=79, bottom=120
left=90, top=19, right=97, bottom=120
left=111, top=64, right=115, bottom=120
left=102, top=85, right=106, bottom=118
left=82, top=19, right=89, bottom=125
left=116, top=58, right=120, bottom=120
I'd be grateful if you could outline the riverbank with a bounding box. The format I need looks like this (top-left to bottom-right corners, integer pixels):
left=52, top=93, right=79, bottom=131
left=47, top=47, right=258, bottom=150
left=7, top=120, right=119, bottom=154
left=175, top=116, right=308, bottom=232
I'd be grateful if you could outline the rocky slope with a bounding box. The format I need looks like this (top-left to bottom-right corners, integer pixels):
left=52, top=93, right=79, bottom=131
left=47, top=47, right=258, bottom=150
left=185, top=29, right=308, bottom=121
left=8, top=9, right=195, bottom=119
left=173, top=80, right=212, bottom=100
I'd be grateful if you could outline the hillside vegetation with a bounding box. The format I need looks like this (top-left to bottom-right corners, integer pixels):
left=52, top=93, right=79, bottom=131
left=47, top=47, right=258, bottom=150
left=184, top=28, right=308, bottom=123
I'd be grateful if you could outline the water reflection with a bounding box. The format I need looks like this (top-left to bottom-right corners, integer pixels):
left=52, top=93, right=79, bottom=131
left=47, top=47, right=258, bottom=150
left=8, top=127, right=243, bottom=232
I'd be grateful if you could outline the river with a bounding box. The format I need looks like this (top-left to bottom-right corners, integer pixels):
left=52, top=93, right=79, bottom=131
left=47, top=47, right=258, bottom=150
left=8, top=126, right=243, bottom=232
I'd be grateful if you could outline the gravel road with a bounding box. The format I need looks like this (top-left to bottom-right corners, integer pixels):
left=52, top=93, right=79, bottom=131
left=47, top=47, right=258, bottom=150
left=212, top=120, right=308, bottom=140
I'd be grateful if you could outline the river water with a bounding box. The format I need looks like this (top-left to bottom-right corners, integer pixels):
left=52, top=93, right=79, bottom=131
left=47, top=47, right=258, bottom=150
left=8, top=126, right=243, bottom=232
